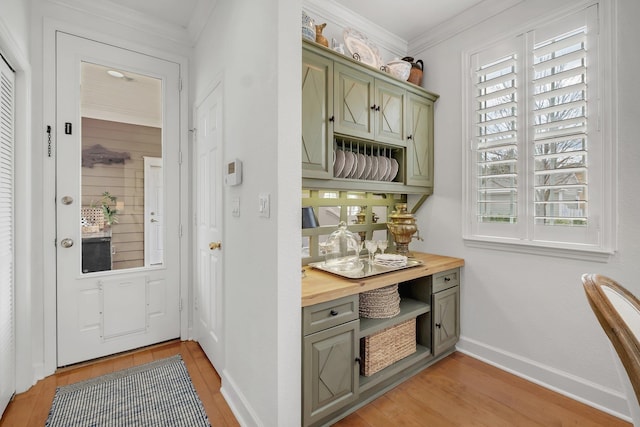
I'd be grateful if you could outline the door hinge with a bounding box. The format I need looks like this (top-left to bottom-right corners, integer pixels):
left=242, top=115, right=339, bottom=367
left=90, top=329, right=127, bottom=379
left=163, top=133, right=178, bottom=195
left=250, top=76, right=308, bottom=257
left=179, top=78, right=183, bottom=92
left=179, top=150, right=183, bottom=165
left=179, top=298, right=183, bottom=312
left=179, top=224, right=183, bottom=237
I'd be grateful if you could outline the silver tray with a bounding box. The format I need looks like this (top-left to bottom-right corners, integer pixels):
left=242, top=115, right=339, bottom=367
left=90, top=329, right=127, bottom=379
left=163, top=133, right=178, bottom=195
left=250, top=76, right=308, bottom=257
left=308, top=256, right=423, bottom=279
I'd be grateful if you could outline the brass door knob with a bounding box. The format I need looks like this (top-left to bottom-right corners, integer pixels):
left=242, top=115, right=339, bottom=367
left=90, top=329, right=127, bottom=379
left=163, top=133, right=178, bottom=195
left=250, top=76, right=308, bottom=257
left=209, top=242, right=222, bottom=250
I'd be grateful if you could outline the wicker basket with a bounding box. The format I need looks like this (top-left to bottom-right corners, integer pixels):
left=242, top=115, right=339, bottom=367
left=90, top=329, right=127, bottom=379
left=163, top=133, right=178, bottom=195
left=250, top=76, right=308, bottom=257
left=81, top=207, right=104, bottom=232
left=360, top=318, right=417, bottom=376
left=359, top=284, right=401, bottom=318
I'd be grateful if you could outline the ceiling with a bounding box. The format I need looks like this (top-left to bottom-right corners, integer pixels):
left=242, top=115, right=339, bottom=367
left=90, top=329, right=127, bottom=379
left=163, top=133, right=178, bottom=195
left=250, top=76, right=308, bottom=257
left=104, top=0, right=485, bottom=43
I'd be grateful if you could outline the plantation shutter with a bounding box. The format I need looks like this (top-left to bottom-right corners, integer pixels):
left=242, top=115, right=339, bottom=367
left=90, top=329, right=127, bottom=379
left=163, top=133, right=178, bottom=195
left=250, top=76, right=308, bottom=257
left=0, top=53, right=15, bottom=417
left=532, top=27, right=588, bottom=227
left=473, top=45, right=519, bottom=225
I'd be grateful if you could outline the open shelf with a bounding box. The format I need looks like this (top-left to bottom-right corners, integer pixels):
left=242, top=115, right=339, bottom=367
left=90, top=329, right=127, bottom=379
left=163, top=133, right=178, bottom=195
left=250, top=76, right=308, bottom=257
left=359, top=344, right=432, bottom=392
left=359, top=297, right=430, bottom=339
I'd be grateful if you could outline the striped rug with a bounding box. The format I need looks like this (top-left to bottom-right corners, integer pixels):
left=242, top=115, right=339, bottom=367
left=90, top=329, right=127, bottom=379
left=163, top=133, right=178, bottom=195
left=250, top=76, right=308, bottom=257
left=46, top=355, right=210, bottom=426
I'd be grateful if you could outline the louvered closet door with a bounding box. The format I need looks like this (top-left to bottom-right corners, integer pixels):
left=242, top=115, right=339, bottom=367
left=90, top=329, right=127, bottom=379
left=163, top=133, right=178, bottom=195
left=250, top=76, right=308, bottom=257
left=0, top=55, right=16, bottom=417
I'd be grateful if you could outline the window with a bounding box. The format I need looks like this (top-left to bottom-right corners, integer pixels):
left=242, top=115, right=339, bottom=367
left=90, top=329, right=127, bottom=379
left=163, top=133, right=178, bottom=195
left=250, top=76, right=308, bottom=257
left=463, top=3, right=616, bottom=259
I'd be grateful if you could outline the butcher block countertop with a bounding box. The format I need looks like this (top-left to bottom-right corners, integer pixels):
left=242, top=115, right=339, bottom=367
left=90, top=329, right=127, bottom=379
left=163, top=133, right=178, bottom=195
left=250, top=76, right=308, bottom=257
left=301, top=252, right=464, bottom=307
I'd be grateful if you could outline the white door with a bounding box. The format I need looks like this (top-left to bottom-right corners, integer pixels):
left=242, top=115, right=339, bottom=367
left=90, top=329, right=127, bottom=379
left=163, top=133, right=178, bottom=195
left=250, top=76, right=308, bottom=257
left=56, top=32, right=182, bottom=366
left=144, top=157, right=163, bottom=266
left=194, top=83, right=224, bottom=368
left=0, top=55, right=16, bottom=417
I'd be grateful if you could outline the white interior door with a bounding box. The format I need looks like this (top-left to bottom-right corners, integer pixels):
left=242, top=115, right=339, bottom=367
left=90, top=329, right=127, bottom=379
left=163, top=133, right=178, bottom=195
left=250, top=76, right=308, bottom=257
left=0, top=55, right=16, bottom=417
left=194, top=83, right=224, bottom=369
left=144, top=157, right=163, bottom=266
left=56, top=32, right=182, bottom=366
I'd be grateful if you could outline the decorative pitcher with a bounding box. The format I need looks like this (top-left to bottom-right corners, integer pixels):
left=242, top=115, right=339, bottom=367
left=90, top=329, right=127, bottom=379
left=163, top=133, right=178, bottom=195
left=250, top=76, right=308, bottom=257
left=402, top=57, right=424, bottom=86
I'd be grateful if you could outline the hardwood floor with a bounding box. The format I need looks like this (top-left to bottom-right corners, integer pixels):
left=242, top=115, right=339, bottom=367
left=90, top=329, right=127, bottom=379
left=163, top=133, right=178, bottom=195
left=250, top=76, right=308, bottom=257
left=0, top=343, right=630, bottom=427
left=335, top=352, right=631, bottom=427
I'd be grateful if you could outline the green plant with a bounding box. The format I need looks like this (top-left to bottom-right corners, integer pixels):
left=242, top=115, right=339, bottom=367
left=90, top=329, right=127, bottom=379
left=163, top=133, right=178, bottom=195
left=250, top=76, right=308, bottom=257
left=92, top=191, right=119, bottom=226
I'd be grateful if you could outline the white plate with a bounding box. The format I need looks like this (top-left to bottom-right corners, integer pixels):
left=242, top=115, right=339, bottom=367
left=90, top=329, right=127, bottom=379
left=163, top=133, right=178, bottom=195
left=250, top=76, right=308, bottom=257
left=375, top=156, right=388, bottom=180
left=368, top=156, right=378, bottom=180
left=343, top=151, right=355, bottom=178
left=389, top=158, right=399, bottom=181
left=333, top=150, right=345, bottom=177
left=343, top=28, right=384, bottom=69
left=363, top=155, right=372, bottom=180
left=356, top=153, right=366, bottom=178
left=383, top=157, right=393, bottom=181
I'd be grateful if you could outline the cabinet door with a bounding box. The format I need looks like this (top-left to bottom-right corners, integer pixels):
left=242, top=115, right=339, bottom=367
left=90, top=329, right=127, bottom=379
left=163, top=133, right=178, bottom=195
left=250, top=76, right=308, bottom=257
left=375, top=80, right=405, bottom=145
left=303, top=320, right=359, bottom=426
left=302, top=50, right=333, bottom=179
left=334, top=63, right=374, bottom=140
left=406, top=93, right=434, bottom=187
left=433, top=285, right=460, bottom=356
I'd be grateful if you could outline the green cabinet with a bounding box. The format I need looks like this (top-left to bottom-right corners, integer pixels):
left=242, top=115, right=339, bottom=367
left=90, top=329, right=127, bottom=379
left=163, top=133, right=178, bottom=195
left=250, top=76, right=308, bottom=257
left=302, top=49, right=334, bottom=179
left=302, top=296, right=359, bottom=427
left=302, top=40, right=438, bottom=195
left=333, top=63, right=405, bottom=146
left=406, top=92, right=434, bottom=187
left=432, top=269, right=460, bottom=356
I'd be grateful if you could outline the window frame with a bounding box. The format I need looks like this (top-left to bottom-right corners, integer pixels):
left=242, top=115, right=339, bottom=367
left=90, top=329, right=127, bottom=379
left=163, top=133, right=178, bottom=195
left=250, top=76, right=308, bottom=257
left=462, top=1, right=617, bottom=261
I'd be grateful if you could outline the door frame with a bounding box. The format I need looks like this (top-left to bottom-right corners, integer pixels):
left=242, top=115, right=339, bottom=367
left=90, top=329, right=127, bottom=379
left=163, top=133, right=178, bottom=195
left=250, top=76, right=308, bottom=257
left=41, top=20, right=191, bottom=375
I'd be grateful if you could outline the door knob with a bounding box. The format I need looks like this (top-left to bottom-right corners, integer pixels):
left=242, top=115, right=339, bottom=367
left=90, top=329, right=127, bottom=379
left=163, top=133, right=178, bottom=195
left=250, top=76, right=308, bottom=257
left=150, top=218, right=158, bottom=223
left=60, top=238, right=74, bottom=248
left=209, top=242, right=222, bottom=250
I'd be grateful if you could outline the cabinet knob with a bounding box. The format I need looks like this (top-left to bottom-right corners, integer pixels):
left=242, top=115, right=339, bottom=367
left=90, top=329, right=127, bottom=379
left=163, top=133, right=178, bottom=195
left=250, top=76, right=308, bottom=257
left=329, top=310, right=338, bottom=316
left=407, top=135, right=413, bottom=140
left=435, top=323, right=442, bottom=329
left=370, top=104, right=377, bottom=110
left=355, top=357, right=361, bottom=364
left=329, top=115, right=334, bottom=122
left=375, top=105, right=380, bottom=111
left=444, top=277, right=451, bottom=282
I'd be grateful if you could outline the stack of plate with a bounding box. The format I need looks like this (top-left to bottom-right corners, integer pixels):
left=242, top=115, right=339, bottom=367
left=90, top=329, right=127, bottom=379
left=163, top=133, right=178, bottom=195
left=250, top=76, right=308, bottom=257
left=333, top=149, right=399, bottom=181
left=373, top=253, right=408, bottom=268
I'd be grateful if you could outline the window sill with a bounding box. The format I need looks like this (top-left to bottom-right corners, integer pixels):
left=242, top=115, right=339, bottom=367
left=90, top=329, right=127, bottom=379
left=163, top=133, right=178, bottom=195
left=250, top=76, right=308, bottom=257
left=463, top=236, right=614, bottom=263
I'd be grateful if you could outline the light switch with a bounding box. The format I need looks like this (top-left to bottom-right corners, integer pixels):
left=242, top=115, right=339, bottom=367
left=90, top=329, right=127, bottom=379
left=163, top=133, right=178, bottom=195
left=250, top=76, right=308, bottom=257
left=258, top=193, right=270, bottom=218
left=232, top=198, right=240, bottom=217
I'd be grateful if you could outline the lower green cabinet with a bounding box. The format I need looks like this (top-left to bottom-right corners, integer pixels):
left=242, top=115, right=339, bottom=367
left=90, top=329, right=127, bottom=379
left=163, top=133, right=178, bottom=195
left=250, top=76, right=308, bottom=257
left=302, top=319, right=359, bottom=426
left=432, top=270, right=461, bottom=357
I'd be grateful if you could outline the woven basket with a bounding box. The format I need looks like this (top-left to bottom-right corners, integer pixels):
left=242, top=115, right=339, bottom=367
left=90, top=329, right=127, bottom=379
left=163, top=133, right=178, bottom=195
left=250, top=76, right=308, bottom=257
left=359, top=284, right=401, bottom=319
left=81, top=207, right=104, bottom=231
left=360, top=318, right=417, bottom=376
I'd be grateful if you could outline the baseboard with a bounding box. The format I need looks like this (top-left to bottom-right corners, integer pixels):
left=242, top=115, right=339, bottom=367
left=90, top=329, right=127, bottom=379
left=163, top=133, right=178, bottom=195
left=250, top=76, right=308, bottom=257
left=456, top=336, right=631, bottom=422
left=220, top=369, right=262, bottom=427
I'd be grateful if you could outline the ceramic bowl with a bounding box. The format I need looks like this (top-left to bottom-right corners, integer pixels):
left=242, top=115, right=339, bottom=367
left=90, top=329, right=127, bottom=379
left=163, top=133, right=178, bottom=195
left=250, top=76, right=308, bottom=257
left=386, top=59, right=411, bottom=81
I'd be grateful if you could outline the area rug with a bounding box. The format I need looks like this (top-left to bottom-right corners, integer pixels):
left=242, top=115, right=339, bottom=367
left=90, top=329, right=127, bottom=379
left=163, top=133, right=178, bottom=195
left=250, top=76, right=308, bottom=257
left=46, top=355, right=210, bottom=426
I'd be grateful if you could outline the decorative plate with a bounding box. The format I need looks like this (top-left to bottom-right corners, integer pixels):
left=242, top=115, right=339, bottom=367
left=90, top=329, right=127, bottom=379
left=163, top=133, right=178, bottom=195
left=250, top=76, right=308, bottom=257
left=343, top=28, right=384, bottom=69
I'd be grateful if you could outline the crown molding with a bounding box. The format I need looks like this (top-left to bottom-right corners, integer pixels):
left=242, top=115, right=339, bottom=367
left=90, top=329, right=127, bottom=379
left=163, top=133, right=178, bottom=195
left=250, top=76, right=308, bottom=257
left=303, top=0, right=408, bottom=57
left=46, top=0, right=193, bottom=47
left=408, top=0, right=525, bottom=53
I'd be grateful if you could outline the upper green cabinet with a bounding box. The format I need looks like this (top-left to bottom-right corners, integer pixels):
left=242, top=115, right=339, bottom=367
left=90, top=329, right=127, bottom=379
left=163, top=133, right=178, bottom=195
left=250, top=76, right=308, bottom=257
left=302, top=49, right=334, bottom=179
left=333, top=63, right=405, bottom=145
left=302, top=40, right=439, bottom=194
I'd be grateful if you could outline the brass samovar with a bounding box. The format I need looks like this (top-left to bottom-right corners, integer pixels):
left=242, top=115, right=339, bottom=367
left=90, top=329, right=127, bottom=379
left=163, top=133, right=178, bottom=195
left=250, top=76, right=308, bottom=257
left=387, top=203, right=420, bottom=256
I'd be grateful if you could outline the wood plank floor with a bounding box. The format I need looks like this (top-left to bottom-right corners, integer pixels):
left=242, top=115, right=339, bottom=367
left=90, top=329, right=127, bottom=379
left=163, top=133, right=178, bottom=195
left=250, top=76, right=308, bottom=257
left=0, top=342, right=630, bottom=426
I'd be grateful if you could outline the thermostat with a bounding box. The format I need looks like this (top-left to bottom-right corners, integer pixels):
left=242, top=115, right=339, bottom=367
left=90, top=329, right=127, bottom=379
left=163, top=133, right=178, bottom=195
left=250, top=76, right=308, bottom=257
left=225, top=159, right=242, bottom=186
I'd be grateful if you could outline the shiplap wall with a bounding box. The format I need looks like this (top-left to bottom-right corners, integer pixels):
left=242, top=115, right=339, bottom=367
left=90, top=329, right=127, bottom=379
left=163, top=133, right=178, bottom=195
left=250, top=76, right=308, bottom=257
left=81, top=118, right=161, bottom=270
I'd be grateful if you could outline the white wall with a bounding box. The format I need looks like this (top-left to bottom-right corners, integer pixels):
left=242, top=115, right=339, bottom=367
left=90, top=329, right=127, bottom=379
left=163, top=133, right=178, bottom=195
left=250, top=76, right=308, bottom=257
left=0, top=0, right=30, bottom=57
left=408, top=0, right=640, bottom=419
left=192, top=0, right=300, bottom=425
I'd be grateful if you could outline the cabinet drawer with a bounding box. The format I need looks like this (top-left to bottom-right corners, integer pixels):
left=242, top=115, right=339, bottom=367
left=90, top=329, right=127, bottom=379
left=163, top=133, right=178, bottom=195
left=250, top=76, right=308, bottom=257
left=433, top=268, right=460, bottom=293
left=303, top=295, right=359, bottom=336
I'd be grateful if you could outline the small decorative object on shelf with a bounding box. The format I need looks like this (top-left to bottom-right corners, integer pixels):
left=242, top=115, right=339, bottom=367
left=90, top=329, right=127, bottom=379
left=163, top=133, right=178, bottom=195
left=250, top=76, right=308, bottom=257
left=387, top=203, right=421, bottom=256
left=402, top=57, right=424, bottom=86
left=315, top=23, right=329, bottom=47
left=301, top=11, right=315, bottom=42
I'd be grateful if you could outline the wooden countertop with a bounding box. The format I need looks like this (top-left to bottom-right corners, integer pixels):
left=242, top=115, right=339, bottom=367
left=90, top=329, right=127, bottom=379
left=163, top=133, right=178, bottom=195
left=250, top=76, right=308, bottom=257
left=301, top=252, right=464, bottom=307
